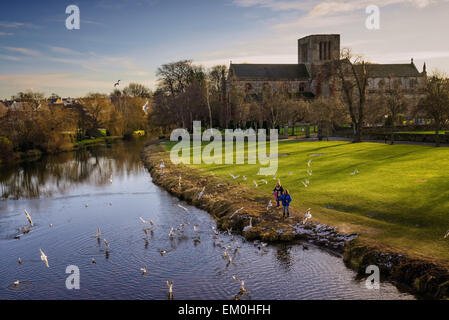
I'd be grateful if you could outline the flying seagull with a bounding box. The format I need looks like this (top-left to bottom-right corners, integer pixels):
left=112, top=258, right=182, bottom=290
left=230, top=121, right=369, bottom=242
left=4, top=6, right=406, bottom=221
left=114, top=80, right=121, bottom=87
left=444, top=230, right=449, bottom=239
left=40, top=248, right=49, bottom=268
left=230, top=207, right=244, bottom=218
left=167, top=280, right=174, bottom=298
left=198, top=186, right=206, bottom=200
left=24, top=210, right=33, bottom=227
left=230, top=174, right=240, bottom=180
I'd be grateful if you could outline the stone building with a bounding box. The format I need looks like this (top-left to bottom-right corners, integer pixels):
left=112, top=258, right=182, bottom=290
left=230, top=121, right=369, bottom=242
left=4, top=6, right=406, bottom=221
left=227, top=34, right=426, bottom=101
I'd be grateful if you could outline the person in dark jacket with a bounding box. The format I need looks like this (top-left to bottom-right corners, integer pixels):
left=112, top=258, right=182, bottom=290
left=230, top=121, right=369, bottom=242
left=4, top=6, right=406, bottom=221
left=280, top=189, right=292, bottom=218
left=273, top=183, right=284, bottom=208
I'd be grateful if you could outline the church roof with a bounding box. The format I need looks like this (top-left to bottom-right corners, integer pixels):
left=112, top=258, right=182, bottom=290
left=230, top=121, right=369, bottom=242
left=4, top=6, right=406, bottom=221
left=356, top=63, right=423, bottom=78
left=231, top=64, right=310, bottom=80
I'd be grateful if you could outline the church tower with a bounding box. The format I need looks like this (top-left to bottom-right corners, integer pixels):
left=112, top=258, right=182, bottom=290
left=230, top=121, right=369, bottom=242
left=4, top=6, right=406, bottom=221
left=298, top=34, right=340, bottom=75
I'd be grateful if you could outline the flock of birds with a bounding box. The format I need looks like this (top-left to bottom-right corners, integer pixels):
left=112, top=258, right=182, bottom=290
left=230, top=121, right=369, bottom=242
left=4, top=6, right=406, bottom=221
left=13, top=184, right=261, bottom=299
left=10, top=156, right=449, bottom=296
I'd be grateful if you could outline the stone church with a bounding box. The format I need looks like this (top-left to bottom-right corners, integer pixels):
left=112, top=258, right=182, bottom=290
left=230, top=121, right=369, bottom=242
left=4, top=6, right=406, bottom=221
left=227, top=34, right=427, bottom=101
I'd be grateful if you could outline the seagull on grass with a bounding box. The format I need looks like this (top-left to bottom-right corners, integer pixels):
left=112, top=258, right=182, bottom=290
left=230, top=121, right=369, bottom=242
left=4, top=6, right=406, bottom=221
left=243, top=217, right=253, bottom=232
left=302, top=209, right=312, bottom=224
left=350, top=168, right=359, bottom=176
left=230, top=174, right=240, bottom=180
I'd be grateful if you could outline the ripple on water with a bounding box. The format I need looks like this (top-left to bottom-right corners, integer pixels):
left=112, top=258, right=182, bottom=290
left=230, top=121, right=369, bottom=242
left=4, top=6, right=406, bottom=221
left=0, top=143, right=416, bottom=300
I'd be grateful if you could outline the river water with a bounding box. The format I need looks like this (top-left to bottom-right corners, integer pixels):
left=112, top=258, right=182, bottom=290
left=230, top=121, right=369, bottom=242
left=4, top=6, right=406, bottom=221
left=0, top=141, right=414, bottom=300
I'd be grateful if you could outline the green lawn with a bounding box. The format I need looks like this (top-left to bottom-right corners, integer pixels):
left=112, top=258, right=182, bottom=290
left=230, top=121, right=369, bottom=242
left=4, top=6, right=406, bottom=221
left=166, top=140, right=449, bottom=261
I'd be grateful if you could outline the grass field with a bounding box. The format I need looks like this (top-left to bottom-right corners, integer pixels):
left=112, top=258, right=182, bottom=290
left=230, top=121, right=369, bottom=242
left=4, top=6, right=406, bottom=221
left=165, top=140, right=449, bottom=262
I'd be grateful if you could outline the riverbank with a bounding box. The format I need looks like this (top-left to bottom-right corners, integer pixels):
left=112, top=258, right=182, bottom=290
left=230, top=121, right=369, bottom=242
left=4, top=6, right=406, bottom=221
left=0, top=136, right=123, bottom=166
left=142, top=143, right=449, bottom=299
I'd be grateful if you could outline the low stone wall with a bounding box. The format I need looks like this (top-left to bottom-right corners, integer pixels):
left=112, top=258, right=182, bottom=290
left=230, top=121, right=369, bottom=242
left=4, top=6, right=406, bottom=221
left=335, top=131, right=449, bottom=144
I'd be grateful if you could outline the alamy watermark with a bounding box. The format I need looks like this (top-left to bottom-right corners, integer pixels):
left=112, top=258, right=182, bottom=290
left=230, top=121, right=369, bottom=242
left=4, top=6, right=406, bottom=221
left=65, top=265, right=80, bottom=290
left=65, top=5, right=80, bottom=30
left=170, top=121, right=278, bottom=176
left=365, top=265, right=380, bottom=290
left=366, top=5, right=380, bottom=30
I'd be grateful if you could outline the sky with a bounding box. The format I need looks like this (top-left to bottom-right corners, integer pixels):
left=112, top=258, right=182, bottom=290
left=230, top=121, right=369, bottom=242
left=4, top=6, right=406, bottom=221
left=1, top=0, right=449, bottom=99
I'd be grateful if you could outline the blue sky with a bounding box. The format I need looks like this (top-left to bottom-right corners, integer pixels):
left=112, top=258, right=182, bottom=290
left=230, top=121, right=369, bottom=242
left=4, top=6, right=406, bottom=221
left=1, top=0, right=449, bottom=98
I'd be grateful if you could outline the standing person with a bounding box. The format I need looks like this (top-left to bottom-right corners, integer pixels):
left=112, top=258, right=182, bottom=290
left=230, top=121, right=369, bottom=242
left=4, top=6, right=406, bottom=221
left=273, top=183, right=284, bottom=209
left=281, top=189, right=292, bottom=218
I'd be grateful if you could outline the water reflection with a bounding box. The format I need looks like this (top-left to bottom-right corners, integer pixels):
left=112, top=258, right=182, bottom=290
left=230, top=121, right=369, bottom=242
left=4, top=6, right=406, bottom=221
left=0, top=141, right=415, bottom=300
left=0, top=141, right=145, bottom=200
left=276, top=245, right=293, bottom=272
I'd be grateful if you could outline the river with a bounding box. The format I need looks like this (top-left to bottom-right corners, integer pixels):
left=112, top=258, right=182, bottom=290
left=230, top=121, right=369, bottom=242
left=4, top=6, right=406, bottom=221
left=0, top=140, right=415, bottom=300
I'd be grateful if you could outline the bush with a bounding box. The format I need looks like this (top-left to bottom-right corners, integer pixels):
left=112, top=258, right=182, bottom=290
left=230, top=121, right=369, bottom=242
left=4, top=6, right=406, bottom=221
left=0, top=137, right=15, bottom=162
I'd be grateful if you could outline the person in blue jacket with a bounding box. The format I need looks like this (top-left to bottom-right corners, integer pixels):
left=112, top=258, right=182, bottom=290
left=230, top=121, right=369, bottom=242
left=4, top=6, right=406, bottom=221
left=280, top=189, right=292, bottom=218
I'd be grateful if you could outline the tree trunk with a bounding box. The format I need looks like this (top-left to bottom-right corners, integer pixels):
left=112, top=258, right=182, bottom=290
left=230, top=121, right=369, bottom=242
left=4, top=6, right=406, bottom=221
left=353, top=122, right=362, bottom=143
left=435, top=120, right=441, bottom=147
left=205, top=85, right=213, bottom=129
left=390, top=117, right=395, bottom=145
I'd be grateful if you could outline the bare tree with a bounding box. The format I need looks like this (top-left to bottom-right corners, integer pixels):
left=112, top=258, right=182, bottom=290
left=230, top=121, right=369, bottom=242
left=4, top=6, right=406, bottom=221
left=417, top=72, right=449, bottom=147
left=333, top=48, right=370, bottom=143
left=377, top=78, right=409, bottom=144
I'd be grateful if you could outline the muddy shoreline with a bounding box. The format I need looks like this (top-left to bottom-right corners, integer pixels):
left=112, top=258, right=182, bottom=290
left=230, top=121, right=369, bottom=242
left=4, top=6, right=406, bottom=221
left=142, top=143, right=449, bottom=300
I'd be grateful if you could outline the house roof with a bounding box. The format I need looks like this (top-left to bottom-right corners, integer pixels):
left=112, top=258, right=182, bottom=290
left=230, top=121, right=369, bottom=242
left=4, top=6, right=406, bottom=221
left=231, top=64, right=310, bottom=80
left=356, top=63, right=423, bottom=78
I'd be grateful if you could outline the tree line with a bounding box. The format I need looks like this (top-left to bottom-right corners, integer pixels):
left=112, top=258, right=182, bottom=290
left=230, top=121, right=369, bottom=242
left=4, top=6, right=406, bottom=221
left=0, top=83, right=151, bottom=161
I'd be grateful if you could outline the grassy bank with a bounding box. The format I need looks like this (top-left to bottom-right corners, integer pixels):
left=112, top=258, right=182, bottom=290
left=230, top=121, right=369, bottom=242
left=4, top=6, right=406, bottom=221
left=163, top=139, right=449, bottom=263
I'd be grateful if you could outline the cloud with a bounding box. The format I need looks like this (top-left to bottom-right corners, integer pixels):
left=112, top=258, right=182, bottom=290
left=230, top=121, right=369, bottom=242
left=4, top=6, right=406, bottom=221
left=0, top=21, right=39, bottom=28
left=233, top=0, right=445, bottom=16
left=49, top=46, right=82, bottom=55
left=0, top=55, right=22, bottom=61
left=2, top=47, right=41, bottom=56
left=0, top=32, right=13, bottom=36
left=0, top=73, right=113, bottom=97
